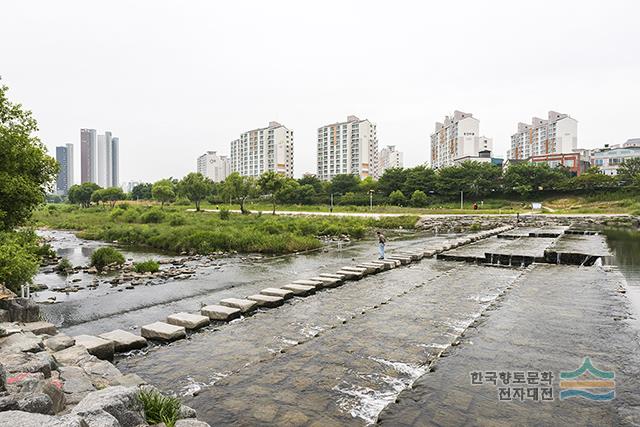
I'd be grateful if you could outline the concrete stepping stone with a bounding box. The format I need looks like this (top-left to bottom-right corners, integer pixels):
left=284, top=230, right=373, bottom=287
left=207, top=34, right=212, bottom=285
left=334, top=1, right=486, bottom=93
left=73, top=335, right=115, bottom=360
left=220, top=298, right=258, bottom=313
left=319, top=273, right=346, bottom=280
left=387, top=255, right=411, bottom=265
left=335, top=270, right=362, bottom=279
left=260, top=287, right=294, bottom=300
left=22, top=321, right=57, bottom=336
left=99, top=329, right=147, bottom=352
left=341, top=266, right=369, bottom=274
left=166, top=312, right=210, bottom=330
left=310, top=276, right=342, bottom=288
left=44, top=334, right=75, bottom=352
left=247, top=294, right=284, bottom=308
left=281, top=284, right=316, bottom=296
left=291, top=279, right=324, bottom=289
left=358, top=262, right=384, bottom=271
left=140, top=321, right=186, bottom=342
left=369, top=260, right=394, bottom=269
left=398, top=251, right=423, bottom=261
left=201, top=304, right=241, bottom=321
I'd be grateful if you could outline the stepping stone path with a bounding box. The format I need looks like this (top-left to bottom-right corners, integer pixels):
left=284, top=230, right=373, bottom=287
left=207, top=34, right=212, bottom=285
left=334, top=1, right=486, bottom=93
left=282, top=284, right=315, bottom=296
left=247, top=294, right=284, bottom=308
left=220, top=298, right=258, bottom=313
left=309, top=276, right=342, bottom=287
left=141, top=321, right=186, bottom=342
left=260, top=288, right=294, bottom=299
left=335, top=270, right=362, bottom=279
left=99, top=329, right=147, bottom=352
left=167, top=312, right=210, bottom=330
left=291, top=279, right=324, bottom=289
left=201, top=304, right=242, bottom=321
left=73, top=335, right=115, bottom=360
left=319, top=273, right=346, bottom=280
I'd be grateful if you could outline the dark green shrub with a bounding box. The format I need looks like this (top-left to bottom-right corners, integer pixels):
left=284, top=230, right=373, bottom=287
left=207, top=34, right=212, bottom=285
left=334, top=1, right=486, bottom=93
left=219, top=208, right=230, bottom=220
left=137, top=389, right=181, bottom=427
left=140, top=208, right=165, bottom=224
left=134, top=260, right=160, bottom=273
left=90, top=247, right=125, bottom=271
left=55, top=257, right=73, bottom=274
left=168, top=214, right=186, bottom=226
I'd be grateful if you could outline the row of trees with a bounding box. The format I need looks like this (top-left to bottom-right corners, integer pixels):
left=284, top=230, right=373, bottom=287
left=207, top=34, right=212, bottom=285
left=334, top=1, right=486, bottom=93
left=68, top=157, right=640, bottom=212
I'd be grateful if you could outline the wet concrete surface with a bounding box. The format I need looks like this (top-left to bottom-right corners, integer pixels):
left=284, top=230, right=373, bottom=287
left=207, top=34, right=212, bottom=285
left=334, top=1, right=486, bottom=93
left=544, top=233, right=611, bottom=265
left=377, top=264, right=640, bottom=426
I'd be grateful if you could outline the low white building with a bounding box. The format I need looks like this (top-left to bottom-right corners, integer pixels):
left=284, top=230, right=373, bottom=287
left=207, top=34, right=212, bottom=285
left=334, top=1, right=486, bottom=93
left=590, top=139, right=640, bottom=176
left=197, top=151, right=231, bottom=182
left=379, top=145, right=403, bottom=175
left=430, top=111, right=493, bottom=169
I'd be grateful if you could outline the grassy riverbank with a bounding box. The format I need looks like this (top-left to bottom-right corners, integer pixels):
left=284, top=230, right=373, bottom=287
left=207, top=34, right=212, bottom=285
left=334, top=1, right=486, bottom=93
left=33, top=204, right=418, bottom=254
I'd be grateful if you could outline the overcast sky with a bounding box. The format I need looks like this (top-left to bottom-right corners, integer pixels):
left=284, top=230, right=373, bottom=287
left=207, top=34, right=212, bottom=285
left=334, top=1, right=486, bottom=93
left=2, top=0, right=639, bottom=182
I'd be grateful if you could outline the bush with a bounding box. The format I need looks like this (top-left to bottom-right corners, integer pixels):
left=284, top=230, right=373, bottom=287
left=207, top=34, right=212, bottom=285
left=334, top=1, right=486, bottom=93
left=137, top=389, right=182, bottom=427
left=55, top=257, right=73, bottom=274
left=140, top=208, right=165, bottom=224
left=0, top=232, right=39, bottom=293
left=34, top=242, right=56, bottom=259
left=410, top=190, right=428, bottom=207
left=168, top=214, right=186, bottom=226
left=90, top=247, right=125, bottom=271
left=173, top=197, right=191, bottom=206
left=219, top=208, right=230, bottom=220
left=389, top=190, right=407, bottom=206
left=134, top=260, right=160, bottom=273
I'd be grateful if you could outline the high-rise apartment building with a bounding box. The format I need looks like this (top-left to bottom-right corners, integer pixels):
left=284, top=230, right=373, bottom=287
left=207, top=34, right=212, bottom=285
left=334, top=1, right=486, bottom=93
left=197, top=151, right=231, bottom=182
left=316, top=115, right=379, bottom=181
left=80, top=128, right=97, bottom=183
left=55, top=143, right=74, bottom=194
left=230, top=121, right=294, bottom=178
left=379, top=145, right=403, bottom=175
left=81, top=128, right=119, bottom=187
left=508, top=111, right=577, bottom=160
left=111, top=137, right=119, bottom=187
left=430, top=111, right=493, bottom=169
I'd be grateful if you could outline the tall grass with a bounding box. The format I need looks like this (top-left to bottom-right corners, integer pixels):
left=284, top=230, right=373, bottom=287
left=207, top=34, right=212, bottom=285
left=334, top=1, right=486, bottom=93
left=137, top=389, right=181, bottom=427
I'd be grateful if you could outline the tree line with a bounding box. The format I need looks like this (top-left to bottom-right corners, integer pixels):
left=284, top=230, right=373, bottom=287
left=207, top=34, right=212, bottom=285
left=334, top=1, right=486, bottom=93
left=66, top=158, right=640, bottom=212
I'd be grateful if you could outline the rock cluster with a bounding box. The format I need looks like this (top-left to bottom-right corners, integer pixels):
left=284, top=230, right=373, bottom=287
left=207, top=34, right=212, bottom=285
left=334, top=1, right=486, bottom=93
left=0, top=298, right=210, bottom=427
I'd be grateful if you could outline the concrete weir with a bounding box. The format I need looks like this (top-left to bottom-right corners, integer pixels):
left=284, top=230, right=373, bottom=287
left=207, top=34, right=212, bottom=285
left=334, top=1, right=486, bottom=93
left=543, top=233, right=611, bottom=265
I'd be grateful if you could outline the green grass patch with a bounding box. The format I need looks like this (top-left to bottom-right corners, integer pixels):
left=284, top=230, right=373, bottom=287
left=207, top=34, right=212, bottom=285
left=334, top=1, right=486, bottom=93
left=90, top=247, right=125, bottom=271
left=134, top=259, right=160, bottom=273
left=137, top=389, right=181, bottom=427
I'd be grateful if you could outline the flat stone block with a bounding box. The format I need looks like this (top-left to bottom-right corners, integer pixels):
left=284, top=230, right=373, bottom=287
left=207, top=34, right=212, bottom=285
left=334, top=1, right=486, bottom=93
left=247, top=294, right=284, bottom=308
left=201, top=304, right=242, bottom=321
left=219, top=298, right=258, bottom=313
left=422, top=250, right=435, bottom=258
left=73, top=335, right=114, bottom=360
left=336, top=270, right=362, bottom=279
left=291, top=279, right=324, bottom=289
left=260, top=288, right=294, bottom=300
left=387, top=256, right=411, bottom=265
left=319, top=273, right=346, bottom=280
left=52, top=345, right=94, bottom=367
left=399, top=252, right=423, bottom=261
left=368, top=260, right=393, bottom=270
left=22, top=321, right=57, bottom=336
left=309, top=276, right=342, bottom=287
left=98, top=329, right=147, bottom=352
left=341, top=266, right=369, bottom=274
left=44, top=334, right=75, bottom=352
left=281, top=284, right=315, bottom=296
left=167, top=312, right=210, bottom=330
left=141, top=321, right=186, bottom=342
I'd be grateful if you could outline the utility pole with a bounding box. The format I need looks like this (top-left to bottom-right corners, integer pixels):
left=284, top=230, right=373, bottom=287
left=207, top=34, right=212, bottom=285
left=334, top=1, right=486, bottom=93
left=330, top=193, right=334, bottom=213
left=460, top=191, right=464, bottom=210
left=369, top=190, right=374, bottom=211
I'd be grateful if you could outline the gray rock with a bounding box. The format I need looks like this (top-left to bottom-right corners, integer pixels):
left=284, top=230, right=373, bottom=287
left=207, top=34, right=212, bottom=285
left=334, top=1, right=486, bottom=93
left=52, top=345, right=95, bottom=367
left=0, top=331, right=44, bottom=353
left=73, top=336, right=114, bottom=361
left=0, top=309, right=10, bottom=323
left=59, top=366, right=95, bottom=404
left=0, top=298, right=40, bottom=322
left=0, top=394, right=18, bottom=411
left=166, top=312, right=209, bottom=330
left=44, top=334, right=76, bottom=352
left=2, top=352, right=53, bottom=378
left=98, top=330, right=147, bottom=353
left=175, top=420, right=211, bottom=427
left=81, top=360, right=122, bottom=389
left=200, top=304, right=241, bottom=321
left=140, top=322, right=185, bottom=342
left=38, top=379, right=66, bottom=414
left=17, top=392, right=54, bottom=414
left=22, top=321, right=57, bottom=336
left=179, top=404, right=197, bottom=418
left=0, top=411, right=87, bottom=427
left=0, top=362, right=6, bottom=391
left=111, top=373, right=146, bottom=387
left=72, top=386, right=145, bottom=427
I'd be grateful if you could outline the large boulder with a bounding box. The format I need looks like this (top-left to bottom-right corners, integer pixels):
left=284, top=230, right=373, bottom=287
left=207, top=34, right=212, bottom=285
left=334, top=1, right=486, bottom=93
left=81, top=360, right=122, bottom=389
left=2, top=352, right=53, bottom=378
left=98, top=330, right=147, bottom=353
left=0, top=298, right=40, bottom=322
left=22, top=321, right=57, bottom=336
left=0, top=410, right=87, bottom=427
left=52, top=345, right=95, bottom=367
left=72, top=386, right=144, bottom=427
left=175, top=420, right=211, bottom=427
left=0, top=332, right=44, bottom=354
left=44, top=334, right=75, bottom=352
left=73, top=336, right=114, bottom=361
left=17, top=392, right=54, bottom=415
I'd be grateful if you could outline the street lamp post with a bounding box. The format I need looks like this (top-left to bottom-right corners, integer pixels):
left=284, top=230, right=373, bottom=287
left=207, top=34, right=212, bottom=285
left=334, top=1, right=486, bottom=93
left=369, top=190, right=374, bottom=211
left=460, top=191, right=464, bottom=210
left=330, top=193, right=334, bottom=213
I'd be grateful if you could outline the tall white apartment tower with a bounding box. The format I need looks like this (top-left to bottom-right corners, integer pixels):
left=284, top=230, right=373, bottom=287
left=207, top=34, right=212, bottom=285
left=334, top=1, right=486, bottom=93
left=508, top=111, right=578, bottom=160
left=316, top=115, right=379, bottom=181
left=197, top=151, right=231, bottom=182
left=379, top=145, right=403, bottom=175
left=230, top=121, right=294, bottom=178
left=430, top=111, right=493, bottom=169
left=97, top=132, right=112, bottom=188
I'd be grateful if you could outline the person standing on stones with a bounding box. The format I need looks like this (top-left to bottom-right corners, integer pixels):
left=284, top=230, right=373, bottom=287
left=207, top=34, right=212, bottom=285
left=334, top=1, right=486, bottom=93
left=377, top=231, right=386, bottom=259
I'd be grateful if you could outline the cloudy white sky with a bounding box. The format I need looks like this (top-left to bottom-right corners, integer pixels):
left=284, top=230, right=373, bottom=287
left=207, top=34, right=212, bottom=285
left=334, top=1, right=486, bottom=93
left=2, top=0, right=639, bottom=182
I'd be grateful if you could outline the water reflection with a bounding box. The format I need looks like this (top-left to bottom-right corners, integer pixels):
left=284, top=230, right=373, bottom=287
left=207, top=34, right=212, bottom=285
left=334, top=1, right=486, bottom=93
left=604, top=228, right=640, bottom=328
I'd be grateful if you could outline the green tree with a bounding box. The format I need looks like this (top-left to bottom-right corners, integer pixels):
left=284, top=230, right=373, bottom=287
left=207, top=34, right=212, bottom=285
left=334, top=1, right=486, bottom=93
left=151, top=179, right=175, bottom=208
left=297, top=174, right=323, bottom=194
left=437, top=162, right=502, bottom=198
left=131, top=183, right=153, bottom=200
left=0, top=231, right=39, bottom=293
left=358, top=176, right=378, bottom=193
left=177, top=173, right=213, bottom=211
left=410, top=190, right=429, bottom=207
left=402, top=166, right=437, bottom=196
left=0, top=83, right=58, bottom=230
left=570, top=167, right=618, bottom=191
left=389, top=189, right=406, bottom=206
left=618, top=158, right=640, bottom=187
left=68, top=182, right=101, bottom=208
left=502, top=162, right=571, bottom=197
left=100, top=187, right=125, bottom=208
left=221, top=172, right=257, bottom=213
left=258, top=171, right=287, bottom=214
left=91, top=189, right=105, bottom=205
left=330, top=174, right=360, bottom=195
left=378, top=168, right=408, bottom=196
